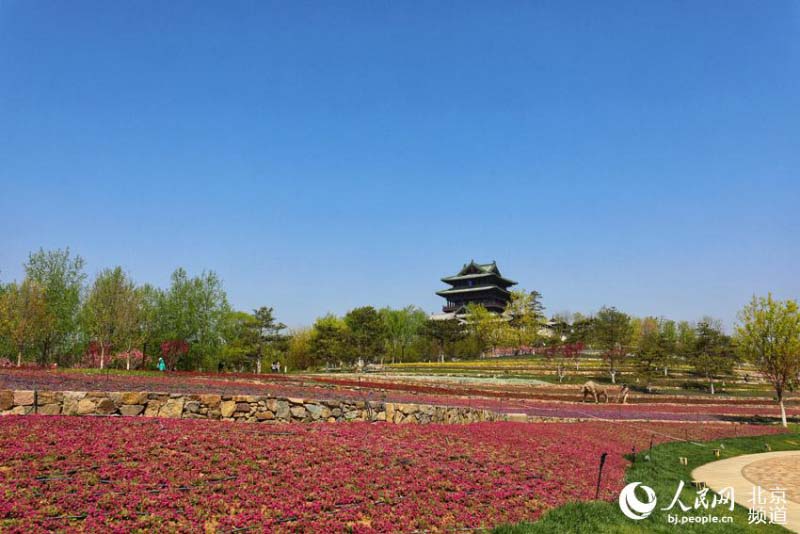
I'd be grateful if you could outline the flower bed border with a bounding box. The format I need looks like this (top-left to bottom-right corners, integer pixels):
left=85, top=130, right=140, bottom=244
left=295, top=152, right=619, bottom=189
left=0, top=389, right=502, bottom=424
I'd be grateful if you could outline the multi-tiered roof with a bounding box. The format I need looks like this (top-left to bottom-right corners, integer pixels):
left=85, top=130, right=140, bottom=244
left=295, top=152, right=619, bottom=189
left=436, top=260, right=517, bottom=315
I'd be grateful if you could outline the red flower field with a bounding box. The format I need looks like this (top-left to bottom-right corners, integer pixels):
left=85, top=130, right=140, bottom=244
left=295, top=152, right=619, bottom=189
left=0, top=417, right=785, bottom=533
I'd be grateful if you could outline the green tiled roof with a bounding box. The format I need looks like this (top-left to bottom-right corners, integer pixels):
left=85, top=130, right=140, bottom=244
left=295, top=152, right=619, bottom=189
left=457, top=260, right=498, bottom=276
left=440, top=272, right=518, bottom=285
left=436, top=286, right=511, bottom=296
left=441, top=260, right=517, bottom=286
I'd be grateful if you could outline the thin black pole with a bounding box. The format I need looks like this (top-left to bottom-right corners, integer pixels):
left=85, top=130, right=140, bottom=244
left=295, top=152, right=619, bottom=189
left=595, top=452, right=608, bottom=500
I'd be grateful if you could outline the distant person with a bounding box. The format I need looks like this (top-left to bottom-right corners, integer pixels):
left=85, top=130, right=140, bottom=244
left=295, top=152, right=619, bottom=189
left=218, top=361, right=224, bottom=373
left=158, top=357, right=166, bottom=372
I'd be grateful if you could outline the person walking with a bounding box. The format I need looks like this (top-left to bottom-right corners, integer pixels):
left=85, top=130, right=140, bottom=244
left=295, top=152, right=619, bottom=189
left=158, top=357, right=166, bottom=372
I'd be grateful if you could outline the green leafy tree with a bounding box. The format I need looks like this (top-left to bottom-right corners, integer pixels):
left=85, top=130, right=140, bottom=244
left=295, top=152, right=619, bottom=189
left=506, top=290, right=544, bottom=354
left=158, top=268, right=231, bottom=370
left=82, top=267, right=139, bottom=369
left=344, top=306, right=386, bottom=364
left=24, top=248, right=86, bottom=365
left=736, top=294, right=800, bottom=427
left=659, top=319, right=678, bottom=376
left=691, top=319, right=735, bottom=395
left=221, top=311, right=260, bottom=372
left=136, top=283, right=165, bottom=369
left=0, top=279, right=51, bottom=366
left=634, top=317, right=676, bottom=391
left=421, top=318, right=465, bottom=363
left=528, top=290, right=546, bottom=321
left=380, top=306, right=427, bottom=364
left=676, top=320, right=696, bottom=361
left=465, top=303, right=506, bottom=357
left=253, top=306, right=287, bottom=373
left=286, top=328, right=316, bottom=370
left=310, top=314, right=350, bottom=367
left=568, top=313, right=595, bottom=346
left=592, top=306, right=633, bottom=384
left=117, top=287, right=145, bottom=370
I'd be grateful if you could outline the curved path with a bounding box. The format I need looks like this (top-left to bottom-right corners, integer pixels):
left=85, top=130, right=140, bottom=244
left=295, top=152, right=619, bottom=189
left=692, top=451, right=800, bottom=533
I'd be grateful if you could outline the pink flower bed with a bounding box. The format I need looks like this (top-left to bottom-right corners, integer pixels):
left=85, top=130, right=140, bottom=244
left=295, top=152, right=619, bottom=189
left=0, top=417, right=784, bottom=533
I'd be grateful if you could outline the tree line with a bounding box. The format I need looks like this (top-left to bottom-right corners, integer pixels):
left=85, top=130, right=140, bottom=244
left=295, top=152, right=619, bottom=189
left=0, top=248, right=285, bottom=372
left=1, top=249, right=797, bottom=425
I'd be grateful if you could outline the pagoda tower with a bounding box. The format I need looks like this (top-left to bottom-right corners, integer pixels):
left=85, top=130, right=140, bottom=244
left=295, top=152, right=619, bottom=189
left=436, top=260, right=517, bottom=315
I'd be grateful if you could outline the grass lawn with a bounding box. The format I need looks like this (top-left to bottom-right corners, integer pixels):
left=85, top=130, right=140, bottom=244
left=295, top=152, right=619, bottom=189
left=496, top=425, right=800, bottom=533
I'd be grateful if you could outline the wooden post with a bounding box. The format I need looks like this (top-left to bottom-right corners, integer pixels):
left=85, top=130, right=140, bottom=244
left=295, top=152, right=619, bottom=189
left=595, top=452, right=608, bottom=500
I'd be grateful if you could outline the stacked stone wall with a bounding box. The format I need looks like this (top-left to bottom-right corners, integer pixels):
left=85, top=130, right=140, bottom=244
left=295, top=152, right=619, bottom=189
left=0, top=389, right=502, bottom=424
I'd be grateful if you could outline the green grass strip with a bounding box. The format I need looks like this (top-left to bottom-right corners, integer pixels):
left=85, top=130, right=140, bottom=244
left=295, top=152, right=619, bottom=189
left=496, top=425, right=800, bottom=533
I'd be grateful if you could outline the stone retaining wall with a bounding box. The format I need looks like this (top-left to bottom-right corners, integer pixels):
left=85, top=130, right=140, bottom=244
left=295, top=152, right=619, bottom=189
left=0, top=389, right=502, bottom=424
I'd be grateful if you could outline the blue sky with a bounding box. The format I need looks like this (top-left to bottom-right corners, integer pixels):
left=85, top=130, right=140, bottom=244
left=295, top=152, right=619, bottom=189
left=1, top=1, right=798, bottom=329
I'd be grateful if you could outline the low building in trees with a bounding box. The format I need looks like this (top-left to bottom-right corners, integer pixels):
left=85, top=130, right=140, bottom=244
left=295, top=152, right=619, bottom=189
left=434, top=260, right=517, bottom=318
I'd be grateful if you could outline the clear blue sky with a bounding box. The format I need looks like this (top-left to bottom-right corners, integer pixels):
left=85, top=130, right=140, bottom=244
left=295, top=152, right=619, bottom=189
left=1, top=1, right=798, bottom=329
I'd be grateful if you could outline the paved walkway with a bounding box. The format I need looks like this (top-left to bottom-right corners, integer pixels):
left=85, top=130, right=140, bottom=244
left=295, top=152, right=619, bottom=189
left=693, top=451, right=800, bottom=533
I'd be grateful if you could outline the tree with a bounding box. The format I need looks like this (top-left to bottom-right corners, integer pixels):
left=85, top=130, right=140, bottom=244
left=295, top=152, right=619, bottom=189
left=253, top=306, right=287, bottom=373
left=135, top=284, right=164, bottom=369
left=633, top=317, right=676, bottom=391
left=310, top=314, right=349, bottom=367
left=529, top=290, right=546, bottom=321
left=117, top=287, right=145, bottom=370
left=465, top=304, right=504, bottom=357
left=592, top=306, right=632, bottom=384
left=380, top=306, right=427, bottom=364
left=676, top=320, right=696, bottom=362
left=659, top=319, right=678, bottom=376
left=344, top=306, right=386, bottom=364
left=82, top=267, right=139, bottom=369
left=421, top=318, right=465, bottom=363
left=736, top=295, right=800, bottom=427
left=286, top=328, right=316, bottom=370
left=569, top=313, right=595, bottom=345
left=506, top=290, right=544, bottom=354
left=24, top=248, right=86, bottom=365
left=690, top=319, right=735, bottom=395
left=0, top=279, right=50, bottom=366
left=158, top=268, right=230, bottom=370
left=543, top=342, right=567, bottom=383
left=160, top=339, right=190, bottom=371
left=221, top=311, right=261, bottom=372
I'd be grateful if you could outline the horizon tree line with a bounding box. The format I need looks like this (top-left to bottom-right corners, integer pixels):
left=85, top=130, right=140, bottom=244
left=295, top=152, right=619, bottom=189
left=1, top=248, right=797, bottom=426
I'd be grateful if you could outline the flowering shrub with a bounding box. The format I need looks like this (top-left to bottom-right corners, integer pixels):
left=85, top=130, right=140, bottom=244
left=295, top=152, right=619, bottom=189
left=0, top=417, right=783, bottom=532
left=160, top=340, right=190, bottom=370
